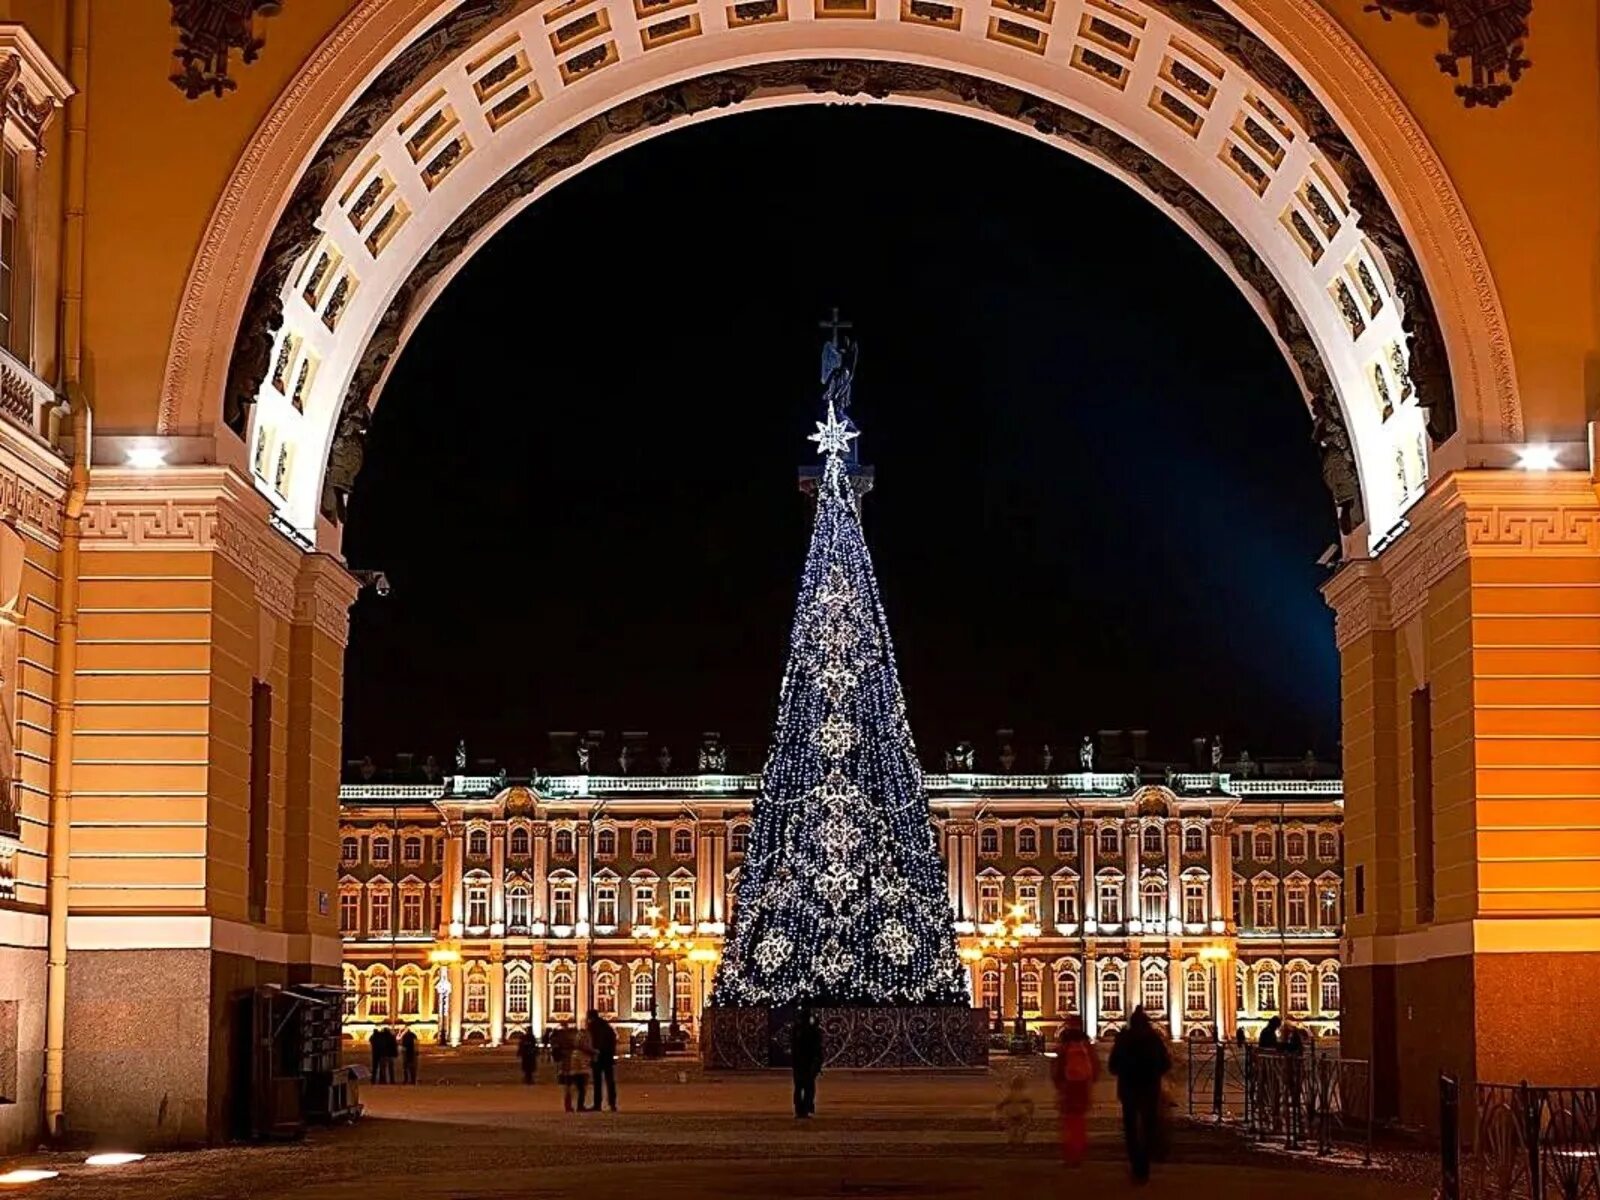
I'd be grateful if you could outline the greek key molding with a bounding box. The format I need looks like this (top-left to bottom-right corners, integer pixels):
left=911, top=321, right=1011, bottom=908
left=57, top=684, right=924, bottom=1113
left=1466, top=506, right=1600, bottom=555
left=293, top=553, right=360, bottom=647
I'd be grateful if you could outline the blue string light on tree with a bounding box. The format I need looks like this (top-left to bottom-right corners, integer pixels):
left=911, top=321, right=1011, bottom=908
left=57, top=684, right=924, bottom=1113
left=711, top=327, right=969, bottom=1010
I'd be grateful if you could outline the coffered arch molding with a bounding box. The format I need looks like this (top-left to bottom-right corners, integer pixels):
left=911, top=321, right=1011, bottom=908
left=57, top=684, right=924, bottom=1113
left=159, top=0, right=1520, bottom=552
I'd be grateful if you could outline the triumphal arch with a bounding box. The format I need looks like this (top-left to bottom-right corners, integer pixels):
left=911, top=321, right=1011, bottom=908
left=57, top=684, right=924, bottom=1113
left=0, top=0, right=1593, bottom=1147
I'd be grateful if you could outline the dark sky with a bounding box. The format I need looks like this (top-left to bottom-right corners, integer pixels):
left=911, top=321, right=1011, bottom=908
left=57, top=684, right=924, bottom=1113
left=340, top=105, right=1341, bottom=772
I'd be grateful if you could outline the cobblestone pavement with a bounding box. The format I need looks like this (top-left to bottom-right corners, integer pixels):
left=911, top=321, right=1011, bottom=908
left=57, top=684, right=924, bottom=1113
left=4, top=1051, right=1436, bottom=1198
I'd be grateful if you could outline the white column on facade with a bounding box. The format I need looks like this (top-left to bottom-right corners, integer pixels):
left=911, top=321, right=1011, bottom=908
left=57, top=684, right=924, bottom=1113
left=447, top=959, right=464, bottom=1045
left=1166, top=820, right=1182, bottom=925
left=1210, top=820, right=1229, bottom=927
left=943, top=817, right=962, bottom=919
left=446, top=822, right=465, bottom=931
left=1124, top=818, right=1139, bottom=924
left=576, top=951, right=591, bottom=1017
left=531, top=824, right=550, bottom=922
left=1219, top=960, right=1236, bottom=1040
left=488, top=957, right=505, bottom=1044
left=1167, top=955, right=1182, bottom=1040
left=577, top=821, right=592, bottom=924
left=1083, top=954, right=1099, bottom=1039
left=490, top=826, right=507, bottom=931
left=531, top=959, right=549, bottom=1033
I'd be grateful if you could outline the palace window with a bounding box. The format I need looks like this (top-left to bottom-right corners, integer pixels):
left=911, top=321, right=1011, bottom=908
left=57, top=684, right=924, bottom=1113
left=1017, top=826, right=1038, bottom=856
left=1098, top=825, right=1121, bottom=856
left=368, top=973, right=389, bottom=1020
left=978, top=881, right=1002, bottom=924
left=1232, top=882, right=1244, bottom=927
left=594, top=885, right=618, bottom=927
left=554, top=828, right=575, bottom=857
left=1253, top=884, right=1277, bottom=928
left=1185, top=969, right=1209, bottom=1016
left=1231, top=832, right=1243, bottom=860
left=369, top=886, right=391, bottom=934
left=672, top=828, right=694, bottom=858
left=1286, top=883, right=1309, bottom=929
left=1287, top=971, right=1311, bottom=1014
left=1098, top=879, right=1123, bottom=925
left=1256, top=969, right=1278, bottom=1013
left=552, top=884, right=575, bottom=927
left=595, top=971, right=618, bottom=1018
left=635, top=828, right=656, bottom=858
left=1285, top=831, right=1307, bottom=861
left=342, top=969, right=358, bottom=1019
left=401, top=889, right=424, bottom=933
left=633, top=971, right=655, bottom=1017
left=400, top=974, right=422, bottom=1017
left=1183, top=826, right=1206, bottom=855
left=670, top=883, right=693, bottom=926
left=340, top=889, right=360, bottom=934
left=370, top=835, right=391, bottom=865
left=676, top=970, right=694, bottom=1020
left=1099, top=966, right=1124, bottom=1016
left=433, top=889, right=443, bottom=932
left=551, top=974, right=574, bottom=1021
left=507, top=973, right=530, bottom=1020
left=402, top=836, right=423, bottom=865
left=1020, top=969, right=1041, bottom=1015
left=1316, top=831, right=1338, bottom=861
left=467, top=882, right=489, bottom=929
left=1318, top=884, right=1341, bottom=928
left=1141, top=877, right=1166, bottom=926
left=1141, top=825, right=1163, bottom=855
left=1319, top=968, right=1340, bottom=1013
left=1252, top=830, right=1273, bottom=860
left=509, top=827, right=530, bottom=858
left=1054, top=881, right=1077, bottom=925
left=979, top=827, right=1000, bottom=856
left=1235, top=969, right=1245, bottom=1015
left=506, top=884, right=530, bottom=930
left=1016, top=881, right=1040, bottom=923
left=1055, top=968, right=1078, bottom=1015
left=731, top=824, right=750, bottom=855
left=632, top=884, right=655, bottom=927
left=596, top=828, right=617, bottom=858
left=468, top=828, right=489, bottom=858
left=341, top=836, right=359, bottom=865
left=980, top=969, right=1000, bottom=1015
left=1141, top=968, right=1167, bottom=1017
left=0, top=147, right=20, bottom=355
left=1055, top=826, right=1076, bottom=855
left=1183, top=877, right=1207, bottom=925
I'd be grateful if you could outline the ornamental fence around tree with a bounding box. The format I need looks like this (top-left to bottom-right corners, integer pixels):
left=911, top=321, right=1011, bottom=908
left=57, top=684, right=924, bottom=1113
left=1185, top=1042, right=1371, bottom=1162
left=1440, top=1075, right=1600, bottom=1200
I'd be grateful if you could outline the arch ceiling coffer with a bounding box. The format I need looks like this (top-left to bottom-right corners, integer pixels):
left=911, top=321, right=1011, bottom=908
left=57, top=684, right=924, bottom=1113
left=224, top=0, right=1457, bottom=548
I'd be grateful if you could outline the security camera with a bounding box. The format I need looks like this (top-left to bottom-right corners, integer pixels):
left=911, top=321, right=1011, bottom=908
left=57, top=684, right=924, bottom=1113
left=352, top=569, right=391, bottom=597
left=1316, top=544, right=1340, bottom=569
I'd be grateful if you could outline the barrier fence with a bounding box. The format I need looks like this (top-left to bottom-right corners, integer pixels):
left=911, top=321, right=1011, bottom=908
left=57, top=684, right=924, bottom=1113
left=1186, top=1042, right=1371, bottom=1162
left=1440, top=1075, right=1600, bottom=1200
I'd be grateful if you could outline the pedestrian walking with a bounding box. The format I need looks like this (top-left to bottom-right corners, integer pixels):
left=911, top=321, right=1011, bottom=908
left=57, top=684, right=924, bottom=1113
left=791, top=1009, right=824, bottom=1118
left=400, top=1027, right=418, bottom=1084
left=1049, top=1016, right=1099, bottom=1166
left=587, top=1009, right=618, bottom=1111
left=1108, top=1006, right=1171, bottom=1184
left=518, top=1027, right=540, bottom=1084
left=995, top=1075, right=1035, bottom=1147
left=369, top=1027, right=383, bottom=1082
left=555, top=1023, right=591, bottom=1112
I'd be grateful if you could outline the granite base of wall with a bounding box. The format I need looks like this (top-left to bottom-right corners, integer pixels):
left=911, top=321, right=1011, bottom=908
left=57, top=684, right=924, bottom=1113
left=0, top=942, right=46, bottom=1154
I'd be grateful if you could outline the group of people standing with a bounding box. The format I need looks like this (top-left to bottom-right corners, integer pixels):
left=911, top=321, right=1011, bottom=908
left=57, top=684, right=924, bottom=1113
left=516, top=1011, right=620, bottom=1112
left=367, top=1027, right=419, bottom=1084
left=1044, top=1006, right=1172, bottom=1185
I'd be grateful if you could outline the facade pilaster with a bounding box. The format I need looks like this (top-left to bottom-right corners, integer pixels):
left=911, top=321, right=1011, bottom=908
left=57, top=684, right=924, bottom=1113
left=1209, top=821, right=1228, bottom=929
left=440, top=825, right=461, bottom=934
left=576, top=821, right=592, bottom=925
left=531, top=957, right=548, bottom=1032
left=1166, top=955, right=1182, bottom=1040
left=1081, top=820, right=1096, bottom=925
left=1082, top=952, right=1099, bottom=1039
left=1123, top=819, right=1138, bottom=924
left=487, top=952, right=505, bottom=1044
left=531, top=823, right=550, bottom=922
left=490, top=826, right=506, bottom=934
left=447, top=959, right=464, bottom=1045
left=1165, top=819, right=1181, bottom=928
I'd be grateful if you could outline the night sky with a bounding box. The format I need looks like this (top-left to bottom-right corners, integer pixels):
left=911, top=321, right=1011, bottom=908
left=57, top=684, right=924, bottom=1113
left=340, top=105, right=1341, bottom=773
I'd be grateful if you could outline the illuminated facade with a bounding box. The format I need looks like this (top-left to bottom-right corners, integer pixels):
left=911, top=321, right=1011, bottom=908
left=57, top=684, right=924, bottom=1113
left=338, top=747, right=1344, bottom=1046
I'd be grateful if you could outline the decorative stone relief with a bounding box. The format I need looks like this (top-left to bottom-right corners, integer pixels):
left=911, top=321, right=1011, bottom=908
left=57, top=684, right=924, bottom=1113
left=1364, top=1, right=1533, bottom=109
left=169, top=0, right=285, bottom=100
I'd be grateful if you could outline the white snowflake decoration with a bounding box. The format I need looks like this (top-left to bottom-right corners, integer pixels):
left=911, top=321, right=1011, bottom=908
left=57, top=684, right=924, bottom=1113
left=816, top=713, right=858, bottom=758
left=877, top=920, right=915, bottom=965
left=818, top=811, right=862, bottom=859
left=755, top=931, right=793, bottom=973
left=815, top=863, right=859, bottom=910
left=816, top=937, right=857, bottom=985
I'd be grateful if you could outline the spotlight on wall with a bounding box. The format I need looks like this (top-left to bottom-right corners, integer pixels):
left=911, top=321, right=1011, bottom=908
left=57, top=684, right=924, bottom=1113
left=0, top=1168, right=60, bottom=1183
left=124, top=443, right=167, bottom=470
left=1517, top=444, right=1562, bottom=471
left=86, top=1153, right=146, bottom=1167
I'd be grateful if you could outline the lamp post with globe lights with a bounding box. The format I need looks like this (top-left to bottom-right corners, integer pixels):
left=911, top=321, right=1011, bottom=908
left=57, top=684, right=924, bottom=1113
left=970, top=904, right=1041, bottom=1041
left=635, top=905, right=700, bottom=1052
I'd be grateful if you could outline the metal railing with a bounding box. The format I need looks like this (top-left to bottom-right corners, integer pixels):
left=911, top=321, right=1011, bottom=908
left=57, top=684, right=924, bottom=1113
left=1187, top=1043, right=1370, bottom=1161
left=1441, top=1075, right=1600, bottom=1200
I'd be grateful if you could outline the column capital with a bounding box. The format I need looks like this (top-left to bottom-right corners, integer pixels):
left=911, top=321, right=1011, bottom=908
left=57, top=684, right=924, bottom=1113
left=293, top=551, right=359, bottom=646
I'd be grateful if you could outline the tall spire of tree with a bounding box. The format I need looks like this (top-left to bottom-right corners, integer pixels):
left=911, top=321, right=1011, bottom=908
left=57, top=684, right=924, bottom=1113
left=712, top=330, right=968, bottom=1008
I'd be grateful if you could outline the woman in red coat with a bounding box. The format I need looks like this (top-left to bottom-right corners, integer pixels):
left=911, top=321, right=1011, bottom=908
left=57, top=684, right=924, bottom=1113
left=1050, top=1016, right=1099, bottom=1166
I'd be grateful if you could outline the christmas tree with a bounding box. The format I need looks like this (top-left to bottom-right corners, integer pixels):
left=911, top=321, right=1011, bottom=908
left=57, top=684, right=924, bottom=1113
left=711, top=343, right=969, bottom=1009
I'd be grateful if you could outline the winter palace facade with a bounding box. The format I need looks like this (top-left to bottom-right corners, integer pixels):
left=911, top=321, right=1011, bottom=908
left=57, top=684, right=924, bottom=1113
left=338, top=740, right=1345, bottom=1045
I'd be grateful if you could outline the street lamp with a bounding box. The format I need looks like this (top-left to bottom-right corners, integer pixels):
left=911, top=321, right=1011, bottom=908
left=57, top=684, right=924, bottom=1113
left=635, top=906, right=698, bottom=1052
left=1198, top=943, right=1232, bottom=1041
left=974, top=903, right=1042, bottom=1040
left=428, top=947, right=460, bottom=1046
left=688, top=945, right=720, bottom=1036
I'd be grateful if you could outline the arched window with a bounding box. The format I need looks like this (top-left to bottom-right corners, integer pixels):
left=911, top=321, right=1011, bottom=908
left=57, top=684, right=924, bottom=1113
left=1183, top=876, right=1208, bottom=925
left=979, top=827, right=1000, bottom=856
left=509, top=826, right=530, bottom=857
left=1099, top=966, right=1124, bottom=1016
left=1017, top=826, right=1038, bottom=856
left=342, top=967, right=358, bottom=1019
left=466, top=973, right=489, bottom=1020
left=467, top=828, right=489, bottom=858
left=1288, top=970, right=1311, bottom=1013
left=730, top=824, right=750, bottom=855
left=634, top=827, right=655, bottom=858
left=596, top=827, right=617, bottom=858
left=340, top=836, right=359, bottom=864
left=368, top=972, right=390, bottom=1020
left=1141, top=877, right=1166, bottom=926
left=1098, top=825, right=1121, bottom=855
left=675, top=970, right=694, bottom=1019
left=506, top=884, right=530, bottom=930
left=1098, top=877, right=1123, bottom=925
left=402, top=835, right=423, bottom=864
left=554, top=828, right=575, bottom=857
left=1318, top=883, right=1341, bottom=928
left=632, top=971, right=655, bottom=1017
left=1054, top=968, right=1078, bottom=1015
left=1285, top=831, right=1307, bottom=861
left=370, top=834, right=391, bottom=864
left=1183, top=826, right=1206, bottom=855
left=1185, top=969, right=1210, bottom=1016
left=672, top=828, right=693, bottom=858
left=506, top=972, right=530, bottom=1020
left=1141, top=825, right=1163, bottom=855
left=1256, top=968, right=1279, bottom=1013
left=1319, top=967, right=1340, bottom=1013
left=595, top=971, right=618, bottom=1018
left=399, top=974, right=421, bottom=1016
left=550, top=973, right=574, bottom=1020
left=1141, top=967, right=1167, bottom=1017
left=1252, top=829, right=1273, bottom=860
left=466, top=880, right=489, bottom=928
left=980, top=969, right=1001, bottom=1015
left=1055, top=826, right=1076, bottom=855
left=1316, top=830, right=1339, bottom=861
left=1020, top=968, right=1041, bottom=1014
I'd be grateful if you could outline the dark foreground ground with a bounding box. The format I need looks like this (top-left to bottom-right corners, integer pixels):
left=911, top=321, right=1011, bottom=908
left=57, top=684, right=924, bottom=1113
left=1, top=1049, right=1436, bottom=1198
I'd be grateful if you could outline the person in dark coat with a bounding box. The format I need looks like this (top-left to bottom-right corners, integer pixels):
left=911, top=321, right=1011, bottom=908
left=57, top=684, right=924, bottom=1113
left=381, top=1028, right=400, bottom=1084
left=1258, top=1016, right=1282, bottom=1050
left=587, top=1010, right=618, bottom=1111
left=1107, top=1006, right=1171, bottom=1184
left=791, top=1009, right=824, bottom=1118
left=517, top=1027, right=540, bottom=1084
left=369, top=1027, right=384, bottom=1081
left=400, top=1028, right=418, bottom=1084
